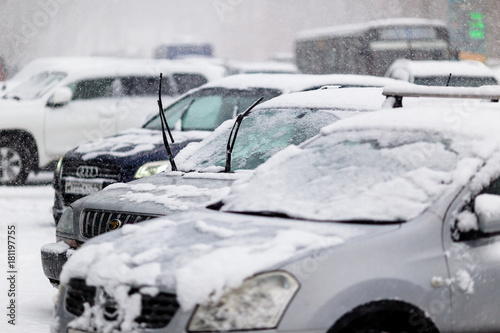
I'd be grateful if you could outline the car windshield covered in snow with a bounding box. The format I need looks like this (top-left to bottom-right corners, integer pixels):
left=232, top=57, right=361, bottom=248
left=4, top=71, right=67, bottom=100
left=221, top=129, right=469, bottom=222
left=175, top=107, right=339, bottom=172
left=143, top=87, right=280, bottom=132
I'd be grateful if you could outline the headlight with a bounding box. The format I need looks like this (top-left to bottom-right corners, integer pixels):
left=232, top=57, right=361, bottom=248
left=56, top=207, right=74, bottom=237
left=188, top=271, right=299, bottom=332
left=56, top=157, right=63, bottom=176
left=134, top=160, right=172, bottom=179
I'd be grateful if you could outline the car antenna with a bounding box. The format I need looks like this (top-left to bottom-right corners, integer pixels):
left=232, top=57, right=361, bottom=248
left=224, top=97, right=264, bottom=173
left=446, top=73, right=452, bottom=87
left=157, top=73, right=177, bottom=171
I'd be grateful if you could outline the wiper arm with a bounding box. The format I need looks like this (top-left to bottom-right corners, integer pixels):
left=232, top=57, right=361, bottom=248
left=157, top=73, right=177, bottom=171
left=224, top=97, right=264, bottom=173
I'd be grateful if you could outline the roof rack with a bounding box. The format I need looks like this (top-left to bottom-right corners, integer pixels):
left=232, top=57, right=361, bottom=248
left=382, top=85, right=500, bottom=108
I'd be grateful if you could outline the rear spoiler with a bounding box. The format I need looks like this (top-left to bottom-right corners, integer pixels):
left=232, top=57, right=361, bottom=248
left=382, top=85, right=500, bottom=108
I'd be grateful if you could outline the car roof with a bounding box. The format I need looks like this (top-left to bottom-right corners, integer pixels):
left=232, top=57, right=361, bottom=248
left=202, top=73, right=400, bottom=93
left=320, top=100, right=500, bottom=142
left=16, top=57, right=225, bottom=82
left=254, top=87, right=386, bottom=111
left=388, top=60, right=496, bottom=78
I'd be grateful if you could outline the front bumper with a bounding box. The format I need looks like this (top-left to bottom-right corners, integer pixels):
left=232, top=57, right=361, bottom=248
left=41, top=241, right=74, bottom=286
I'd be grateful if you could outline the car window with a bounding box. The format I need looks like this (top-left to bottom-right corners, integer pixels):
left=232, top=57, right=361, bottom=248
left=120, top=75, right=174, bottom=97
left=181, top=95, right=224, bottom=131
left=413, top=76, right=498, bottom=87
left=4, top=71, right=67, bottom=100
left=69, top=78, right=116, bottom=100
left=173, top=73, right=208, bottom=94
left=143, top=95, right=194, bottom=130
left=177, top=108, right=339, bottom=172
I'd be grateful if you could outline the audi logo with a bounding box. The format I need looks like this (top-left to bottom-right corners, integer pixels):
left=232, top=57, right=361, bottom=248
left=76, top=165, right=100, bottom=178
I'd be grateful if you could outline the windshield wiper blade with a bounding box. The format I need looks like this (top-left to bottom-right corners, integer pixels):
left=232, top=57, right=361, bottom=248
left=224, top=97, right=264, bottom=173
left=157, top=73, right=177, bottom=171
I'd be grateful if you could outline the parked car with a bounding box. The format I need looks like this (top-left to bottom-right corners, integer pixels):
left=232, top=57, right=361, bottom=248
left=53, top=87, right=500, bottom=333
left=0, top=57, right=223, bottom=185
left=385, top=59, right=498, bottom=86
left=42, top=87, right=387, bottom=286
left=51, top=73, right=400, bottom=222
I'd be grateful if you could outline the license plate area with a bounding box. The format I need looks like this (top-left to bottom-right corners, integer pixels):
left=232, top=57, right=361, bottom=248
left=64, top=179, right=103, bottom=195
left=68, top=329, right=95, bottom=333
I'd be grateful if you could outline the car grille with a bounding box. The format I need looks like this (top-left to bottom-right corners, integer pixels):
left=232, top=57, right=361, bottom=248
left=80, top=209, right=160, bottom=238
left=62, top=164, right=122, bottom=181
left=65, top=279, right=179, bottom=329
left=65, top=278, right=96, bottom=317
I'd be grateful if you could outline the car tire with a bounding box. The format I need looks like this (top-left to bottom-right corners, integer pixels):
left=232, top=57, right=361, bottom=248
left=0, top=138, right=30, bottom=185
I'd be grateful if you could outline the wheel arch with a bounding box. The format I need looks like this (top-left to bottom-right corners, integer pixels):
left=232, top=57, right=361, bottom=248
left=0, top=129, right=39, bottom=173
left=328, top=299, right=439, bottom=333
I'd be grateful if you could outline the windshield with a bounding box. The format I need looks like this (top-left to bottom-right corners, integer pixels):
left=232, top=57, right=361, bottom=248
left=221, top=130, right=468, bottom=222
left=413, top=76, right=498, bottom=87
left=4, top=71, right=67, bottom=100
left=143, top=87, right=281, bottom=132
left=175, top=108, right=339, bottom=172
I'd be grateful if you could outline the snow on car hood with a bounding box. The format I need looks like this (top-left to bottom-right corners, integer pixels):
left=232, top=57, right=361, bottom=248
left=75, top=171, right=245, bottom=216
left=73, top=128, right=209, bottom=160
left=60, top=209, right=397, bottom=313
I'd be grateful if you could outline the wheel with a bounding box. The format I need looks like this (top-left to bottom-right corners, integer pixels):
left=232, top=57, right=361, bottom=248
left=0, top=139, right=30, bottom=185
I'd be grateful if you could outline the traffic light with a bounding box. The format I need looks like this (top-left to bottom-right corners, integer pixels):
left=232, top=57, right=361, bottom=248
left=469, top=12, right=485, bottom=40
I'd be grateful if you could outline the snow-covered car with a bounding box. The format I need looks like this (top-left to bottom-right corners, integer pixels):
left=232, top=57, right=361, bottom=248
left=385, top=59, right=498, bottom=87
left=53, top=89, right=500, bottom=333
left=41, top=87, right=386, bottom=286
left=0, top=57, right=223, bottom=185
left=51, top=73, right=399, bottom=222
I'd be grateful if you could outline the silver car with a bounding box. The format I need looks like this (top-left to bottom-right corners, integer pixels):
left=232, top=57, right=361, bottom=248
left=52, top=95, right=500, bottom=333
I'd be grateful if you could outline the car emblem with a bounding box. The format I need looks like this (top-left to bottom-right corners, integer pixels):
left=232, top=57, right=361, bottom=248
left=76, top=165, right=100, bottom=178
left=107, top=219, right=122, bottom=231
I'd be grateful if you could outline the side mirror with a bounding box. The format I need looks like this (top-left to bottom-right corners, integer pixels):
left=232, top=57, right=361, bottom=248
left=474, top=194, right=500, bottom=233
left=47, top=86, right=72, bottom=107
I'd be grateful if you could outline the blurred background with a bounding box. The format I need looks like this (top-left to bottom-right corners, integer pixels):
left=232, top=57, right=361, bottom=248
left=1, top=0, right=499, bottom=76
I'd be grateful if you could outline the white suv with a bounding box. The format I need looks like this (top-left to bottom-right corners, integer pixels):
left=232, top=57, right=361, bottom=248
left=0, top=57, right=223, bottom=185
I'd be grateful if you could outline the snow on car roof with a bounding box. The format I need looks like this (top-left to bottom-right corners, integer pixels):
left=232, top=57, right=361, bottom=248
left=202, top=73, right=399, bottom=93
left=254, top=87, right=386, bottom=111
left=321, top=101, right=500, bottom=142
left=15, top=57, right=225, bottom=82
left=297, top=17, right=446, bottom=40
left=388, top=60, right=497, bottom=78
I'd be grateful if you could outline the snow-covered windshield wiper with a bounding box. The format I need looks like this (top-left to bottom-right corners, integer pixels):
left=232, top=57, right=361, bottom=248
left=157, top=73, right=177, bottom=171
left=224, top=97, right=263, bottom=172
left=3, top=95, right=20, bottom=100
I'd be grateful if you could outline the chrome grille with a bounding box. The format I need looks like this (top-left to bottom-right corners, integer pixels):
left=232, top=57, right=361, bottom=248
left=63, top=164, right=122, bottom=181
left=80, top=209, right=159, bottom=238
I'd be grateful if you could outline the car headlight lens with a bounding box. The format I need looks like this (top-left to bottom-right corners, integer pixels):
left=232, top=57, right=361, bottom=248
left=188, top=271, right=299, bottom=332
left=56, top=157, right=63, bottom=176
left=134, top=160, right=172, bottom=179
left=56, top=207, right=74, bottom=237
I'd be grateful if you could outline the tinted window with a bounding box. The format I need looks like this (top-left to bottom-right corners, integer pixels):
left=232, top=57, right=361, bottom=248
left=413, top=76, right=498, bottom=87
left=173, top=73, right=208, bottom=94
left=70, top=78, right=116, bottom=100
left=120, top=76, right=174, bottom=96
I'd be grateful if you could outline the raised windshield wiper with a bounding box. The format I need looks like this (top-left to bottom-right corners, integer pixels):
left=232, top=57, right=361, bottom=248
left=157, top=73, right=177, bottom=171
left=224, top=97, right=264, bottom=173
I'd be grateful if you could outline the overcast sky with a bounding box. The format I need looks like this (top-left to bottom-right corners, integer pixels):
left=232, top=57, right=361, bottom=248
left=0, top=0, right=449, bottom=74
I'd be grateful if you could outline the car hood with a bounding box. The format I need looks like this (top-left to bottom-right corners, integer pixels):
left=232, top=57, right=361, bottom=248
left=67, top=128, right=210, bottom=162
left=72, top=171, right=244, bottom=216
left=61, top=209, right=400, bottom=312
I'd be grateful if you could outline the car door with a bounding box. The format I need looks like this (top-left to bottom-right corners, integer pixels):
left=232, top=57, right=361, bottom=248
left=443, top=178, right=500, bottom=332
left=44, top=77, right=120, bottom=156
